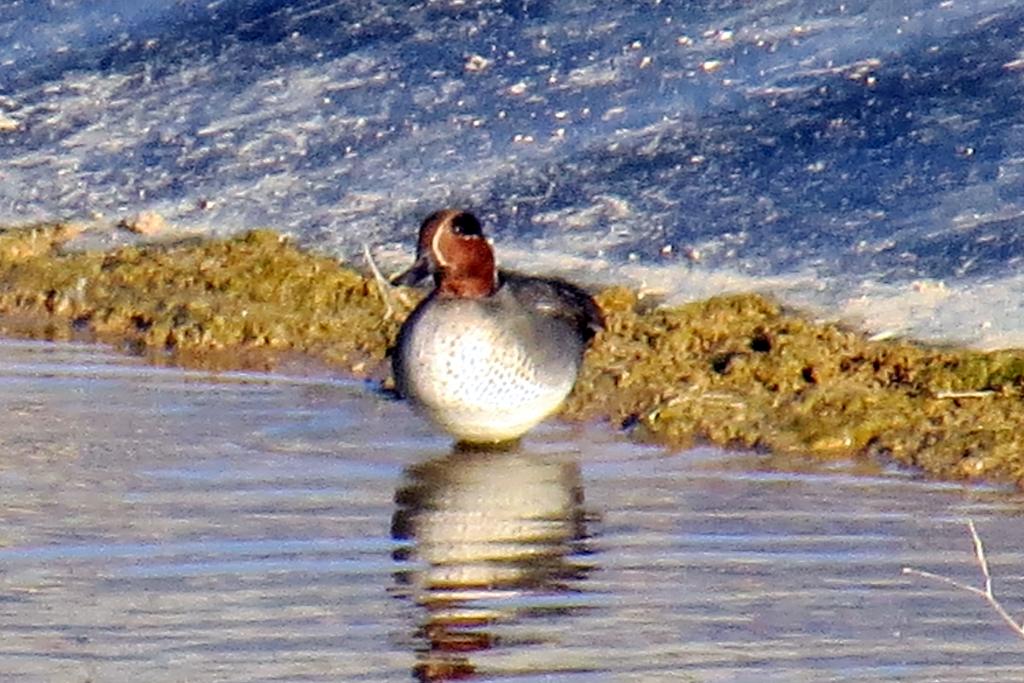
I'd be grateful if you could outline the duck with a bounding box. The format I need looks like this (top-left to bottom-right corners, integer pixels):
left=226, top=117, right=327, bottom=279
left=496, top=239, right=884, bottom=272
left=391, top=209, right=603, bottom=444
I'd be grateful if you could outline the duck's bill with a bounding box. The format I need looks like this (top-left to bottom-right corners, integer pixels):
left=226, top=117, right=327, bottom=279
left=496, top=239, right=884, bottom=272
left=390, top=255, right=431, bottom=286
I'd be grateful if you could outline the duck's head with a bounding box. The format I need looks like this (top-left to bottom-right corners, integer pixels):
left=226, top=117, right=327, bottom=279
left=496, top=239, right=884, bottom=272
left=391, top=209, right=498, bottom=298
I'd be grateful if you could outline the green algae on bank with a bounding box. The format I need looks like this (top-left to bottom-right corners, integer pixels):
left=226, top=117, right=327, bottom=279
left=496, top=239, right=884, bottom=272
left=562, top=288, right=1024, bottom=487
left=3, top=223, right=1024, bottom=488
left=0, top=224, right=402, bottom=375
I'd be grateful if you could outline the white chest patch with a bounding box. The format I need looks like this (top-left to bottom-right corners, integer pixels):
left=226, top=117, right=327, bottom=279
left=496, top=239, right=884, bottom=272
left=400, top=307, right=578, bottom=442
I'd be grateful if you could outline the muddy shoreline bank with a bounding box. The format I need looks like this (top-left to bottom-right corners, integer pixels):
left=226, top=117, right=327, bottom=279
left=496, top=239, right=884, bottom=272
left=3, top=223, right=1024, bottom=489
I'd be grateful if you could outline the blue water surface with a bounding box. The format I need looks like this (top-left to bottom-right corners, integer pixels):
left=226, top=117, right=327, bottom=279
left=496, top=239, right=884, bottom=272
left=2, top=0, right=1024, bottom=342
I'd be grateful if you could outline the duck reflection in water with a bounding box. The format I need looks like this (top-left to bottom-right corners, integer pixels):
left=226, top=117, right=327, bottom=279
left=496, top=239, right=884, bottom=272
left=391, top=445, right=597, bottom=682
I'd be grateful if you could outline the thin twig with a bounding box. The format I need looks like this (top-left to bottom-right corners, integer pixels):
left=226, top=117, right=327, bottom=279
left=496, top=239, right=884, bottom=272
left=902, top=568, right=986, bottom=598
left=933, top=390, right=996, bottom=399
left=903, top=519, right=1024, bottom=640
left=362, top=243, right=396, bottom=318
left=970, top=519, right=993, bottom=594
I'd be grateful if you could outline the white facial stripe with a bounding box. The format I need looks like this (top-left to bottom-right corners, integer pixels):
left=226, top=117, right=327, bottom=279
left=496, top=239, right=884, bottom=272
left=431, top=219, right=448, bottom=267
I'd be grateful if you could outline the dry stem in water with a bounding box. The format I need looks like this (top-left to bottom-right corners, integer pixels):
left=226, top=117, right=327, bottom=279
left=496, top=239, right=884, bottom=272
left=903, top=519, right=1024, bottom=641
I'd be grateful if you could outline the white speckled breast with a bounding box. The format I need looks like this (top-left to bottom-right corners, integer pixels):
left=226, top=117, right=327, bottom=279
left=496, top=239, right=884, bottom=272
left=394, top=286, right=586, bottom=443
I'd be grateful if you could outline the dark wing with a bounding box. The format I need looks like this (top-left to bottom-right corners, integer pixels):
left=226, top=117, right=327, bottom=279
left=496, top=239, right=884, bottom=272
left=500, top=270, right=605, bottom=343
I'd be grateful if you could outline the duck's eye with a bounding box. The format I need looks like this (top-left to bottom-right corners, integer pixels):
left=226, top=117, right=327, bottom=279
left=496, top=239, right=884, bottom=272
left=450, top=212, right=483, bottom=237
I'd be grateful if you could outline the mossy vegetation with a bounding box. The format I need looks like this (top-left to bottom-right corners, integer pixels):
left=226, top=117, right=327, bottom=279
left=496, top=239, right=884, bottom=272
left=0, top=224, right=401, bottom=374
left=562, top=288, right=1024, bottom=486
left=3, top=223, right=1024, bottom=488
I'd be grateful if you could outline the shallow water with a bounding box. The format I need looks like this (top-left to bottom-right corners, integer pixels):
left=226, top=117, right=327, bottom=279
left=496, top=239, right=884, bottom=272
left=2, top=338, right=1024, bottom=682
